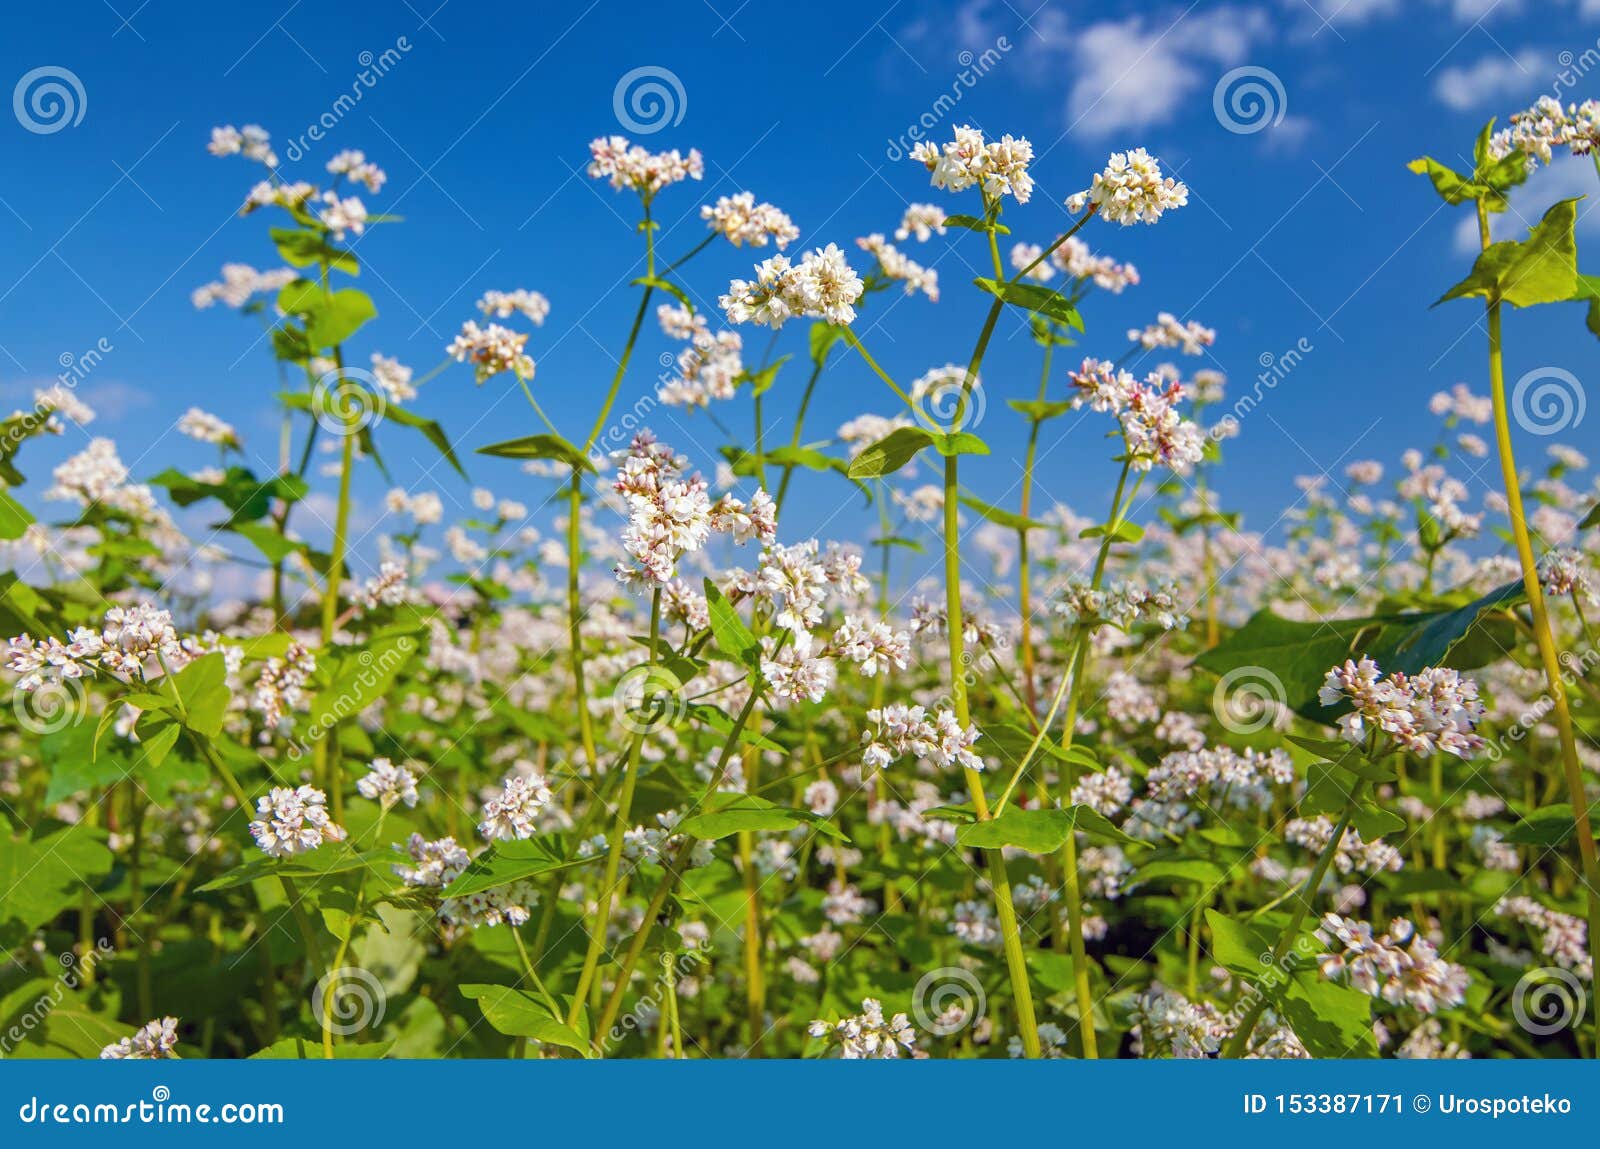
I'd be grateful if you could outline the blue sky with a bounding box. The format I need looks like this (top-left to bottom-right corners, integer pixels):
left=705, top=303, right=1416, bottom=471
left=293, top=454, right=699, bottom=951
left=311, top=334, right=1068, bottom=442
left=1, top=0, right=1598, bottom=583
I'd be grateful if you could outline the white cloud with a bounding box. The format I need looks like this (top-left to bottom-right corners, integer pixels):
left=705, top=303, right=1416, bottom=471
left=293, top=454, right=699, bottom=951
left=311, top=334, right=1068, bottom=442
left=1433, top=50, right=1542, bottom=109
left=1451, top=152, right=1600, bottom=253
left=80, top=381, right=153, bottom=419
left=1063, top=8, right=1273, bottom=137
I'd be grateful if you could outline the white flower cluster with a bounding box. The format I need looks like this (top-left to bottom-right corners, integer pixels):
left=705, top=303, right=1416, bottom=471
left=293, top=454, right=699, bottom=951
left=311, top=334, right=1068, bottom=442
left=394, top=835, right=538, bottom=930
left=252, top=640, right=315, bottom=732
left=856, top=234, right=939, bottom=301
left=860, top=702, right=984, bottom=774
left=587, top=135, right=704, bottom=196
left=191, top=262, right=296, bottom=310
left=1128, top=984, right=1229, bottom=1057
left=1284, top=816, right=1403, bottom=875
left=1319, top=658, right=1485, bottom=759
left=700, top=192, right=798, bottom=248
left=613, top=432, right=774, bottom=585
left=1316, top=914, right=1470, bottom=1014
left=1489, top=95, right=1600, bottom=169
left=477, top=288, right=550, bottom=325
left=446, top=321, right=535, bottom=383
left=1066, top=148, right=1188, bottom=225
left=326, top=148, right=387, bottom=193
left=910, top=124, right=1034, bottom=204
left=100, top=1016, right=180, bottom=1059
left=207, top=124, right=276, bottom=166
left=248, top=785, right=348, bottom=858
left=655, top=304, right=744, bottom=410
left=356, top=560, right=410, bottom=612
left=316, top=191, right=369, bottom=239
left=808, top=997, right=918, bottom=1058
left=1012, top=237, right=1140, bottom=294
left=1071, top=764, right=1134, bottom=817
left=395, top=833, right=470, bottom=890
left=1128, top=312, right=1215, bottom=355
left=1067, top=359, right=1206, bottom=473
left=177, top=407, right=238, bottom=446
left=1539, top=547, right=1596, bottom=606
left=477, top=770, right=553, bottom=841
left=6, top=603, right=183, bottom=690
left=1054, top=578, right=1189, bottom=631
left=32, top=383, right=95, bottom=428
left=895, top=203, right=947, bottom=242
left=720, top=243, right=865, bottom=328
left=1145, top=746, right=1295, bottom=811
left=1495, top=897, right=1592, bottom=980
left=621, top=809, right=714, bottom=870
left=357, top=757, right=420, bottom=808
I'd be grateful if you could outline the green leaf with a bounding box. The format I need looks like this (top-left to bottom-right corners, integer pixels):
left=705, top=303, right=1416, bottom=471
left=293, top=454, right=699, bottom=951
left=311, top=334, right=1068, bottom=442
left=304, top=630, right=421, bottom=738
left=973, top=278, right=1083, bottom=330
left=196, top=848, right=377, bottom=892
left=1130, top=858, right=1229, bottom=889
left=1006, top=398, right=1073, bottom=422
left=845, top=426, right=935, bottom=479
left=1281, top=976, right=1377, bottom=1058
left=441, top=836, right=592, bottom=898
left=1080, top=519, right=1144, bottom=543
left=677, top=793, right=845, bottom=841
left=171, top=651, right=231, bottom=738
left=0, top=488, right=34, bottom=540
left=1204, top=909, right=1276, bottom=978
left=740, top=355, right=790, bottom=397
left=809, top=322, right=845, bottom=367
left=228, top=521, right=304, bottom=564
left=942, top=214, right=1009, bottom=235
left=631, top=275, right=692, bottom=313
left=703, top=579, right=759, bottom=669
left=270, top=228, right=359, bottom=275
left=955, top=805, right=1134, bottom=854
left=1406, top=156, right=1487, bottom=206
left=1435, top=198, right=1580, bottom=309
left=1580, top=502, right=1600, bottom=530
left=957, top=493, right=1049, bottom=532
left=685, top=704, right=784, bottom=752
left=381, top=402, right=467, bottom=479
left=932, top=431, right=989, bottom=458
left=476, top=433, right=594, bottom=472
left=277, top=286, right=376, bottom=349
left=0, top=817, right=114, bottom=936
left=458, top=985, right=591, bottom=1055
left=135, top=722, right=182, bottom=769
left=250, top=1037, right=392, bottom=1059
left=1502, top=802, right=1600, bottom=847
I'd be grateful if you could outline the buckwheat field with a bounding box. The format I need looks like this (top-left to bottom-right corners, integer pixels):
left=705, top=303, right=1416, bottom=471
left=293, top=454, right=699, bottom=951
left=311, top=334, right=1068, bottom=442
left=2, top=73, right=1599, bottom=1062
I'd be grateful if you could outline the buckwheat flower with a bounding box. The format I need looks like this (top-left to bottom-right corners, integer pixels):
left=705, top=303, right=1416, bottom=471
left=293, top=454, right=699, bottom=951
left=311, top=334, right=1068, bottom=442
left=357, top=756, right=419, bottom=808
left=1066, top=147, right=1188, bottom=225
left=836, top=412, right=914, bottom=457
left=441, top=882, right=540, bottom=929
left=46, top=438, right=129, bottom=504
left=1316, top=913, right=1469, bottom=1014
left=857, top=234, right=938, bottom=301
left=587, top=135, right=704, bottom=197
left=242, top=179, right=314, bottom=214
left=249, top=785, right=348, bottom=858
left=1068, top=358, right=1139, bottom=413
left=1120, top=376, right=1206, bottom=473
left=100, top=1017, right=180, bottom=1060
left=477, top=288, right=551, bottom=325
left=478, top=770, right=553, bottom=841
left=1490, top=96, right=1600, bottom=170
left=252, top=641, right=315, bottom=731
left=1128, top=312, right=1215, bottom=354
left=911, top=125, right=1034, bottom=203
left=1129, top=985, right=1229, bottom=1058
left=1009, top=241, right=1055, bottom=283
left=823, top=879, right=875, bottom=924
left=325, top=148, right=387, bottom=193
left=1548, top=443, right=1589, bottom=470
left=760, top=631, right=836, bottom=704
left=1428, top=383, right=1493, bottom=425
left=191, top=262, right=297, bottom=310
left=447, top=320, right=535, bottom=382
left=316, top=191, right=368, bottom=240
left=709, top=489, right=777, bottom=545
left=99, top=604, right=183, bottom=678
left=33, top=383, right=95, bottom=428
left=810, top=998, right=918, bottom=1058
left=660, top=327, right=745, bottom=409
left=1495, top=897, right=1592, bottom=978
left=1071, top=764, right=1133, bottom=817
left=1285, top=817, right=1403, bottom=875
left=826, top=616, right=910, bottom=677
left=895, top=203, right=947, bottom=242
left=1539, top=547, right=1597, bottom=606
left=1320, top=658, right=1485, bottom=758
left=1052, top=235, right=1140, bottom=292
left=176, top=407, right=238, bottom=447
left=1010, top=1021, right=1069, bottom=1059
left=394, top=833, right=470, bottom=888
left=701, top=192, right=799, bottom=248
left=804, top=779, right=839, bottom=815
left=1345, top=460, right=1384, bottom=486
left=369, top=353, right=417, bottom=403
left=208, top=124, right=276, bottom=166
left=756, top=540, right=832, bottom=633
